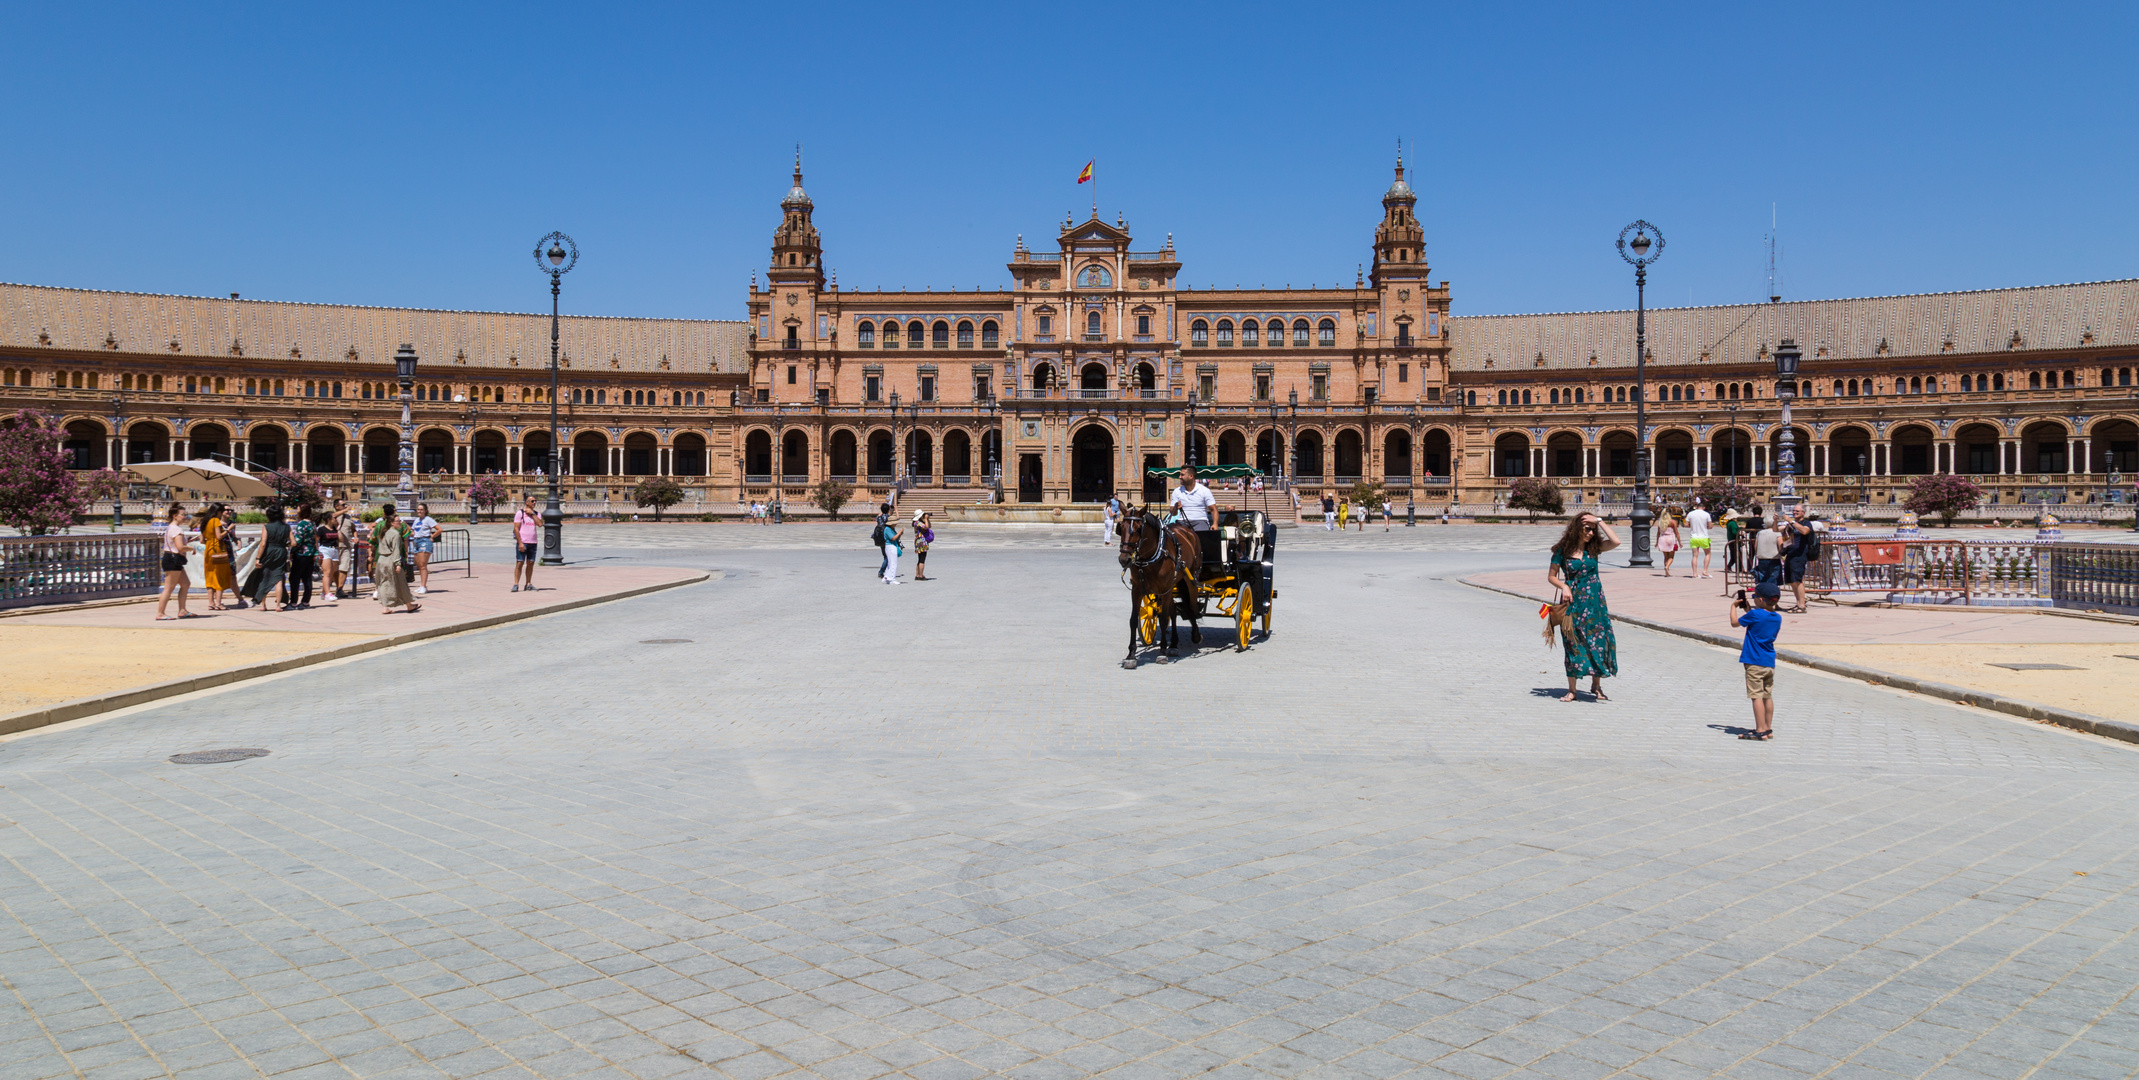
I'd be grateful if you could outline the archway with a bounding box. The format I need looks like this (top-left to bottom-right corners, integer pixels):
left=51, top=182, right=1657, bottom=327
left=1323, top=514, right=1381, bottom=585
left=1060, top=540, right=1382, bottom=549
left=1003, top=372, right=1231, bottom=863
left=1295, top=430, right=1325, bottom=479
left=417, top=427, right=453, bottom=475
left=127, top=421, right=170, bottom=465
left=1891, top=424, right=1935, bottom=475
left=1830, top=426, right=1872, bottom=476
left=867, top=430, right=894, bottom=479
left=779, top=430, right=807, bottom=480
left=1766, top=426, right=1811, bottom=481
left=1545, top=432, right=1581, bottom=477
left=1217, top=429, right=1247, bottom=467
left=361, top=428, right=396, bottom=474
left=743, top=430, right=772, bottom=479
left=1656, top=429, right=1695, bottom=478
left=1384, top=429, right=1413, bottom=479
left=573, top=431, right=610, bottom=476
left=1071, top=425, right=1114, bottom=502
left=522, top=431, right=553, bottom=477
left=1493, top=432, right=1530, bottom=477
left=626, top=431, right=660, bottom=476
left=1600, top=430, right=1636, bottom=477
left=1134, top=362, right=1157, bottom=395
left=1710, top=428, right=1752, bottom=479
left=1334, top=429, right=1364, bottom=480
left=63, top=419, right=106, bottom=470
left=1079, top=363, right=1109, bottom=394
left=247, top=425, right=289, bottom=471
left=2021, top=421, right=2069, bottom=474
left=1031, top=362, right=1054, bottom=393
left=943, top=429, right=972, bottom=480
left=1018, top=454, right=1042, bottom=502
left=906, top=430, right=933, bottom=480
left=471, top=428, right=507, bottom=474
left=1257, top=429, right=1283, bottom=475
left=2093, top=418, right=2137, bottom=476
left=1422, top=429, right=1451, bottom=478
left=673, top=432, right=708, bottom=477
left=980, top=430, right=1001, bottom=481
left=1186, top=430, right=1208, bottom=467
left=828, top=430, right=858, bottom=479
left=1955, top=423, right=2000, bottom=475
left=189, top=424, right=231, bottom=465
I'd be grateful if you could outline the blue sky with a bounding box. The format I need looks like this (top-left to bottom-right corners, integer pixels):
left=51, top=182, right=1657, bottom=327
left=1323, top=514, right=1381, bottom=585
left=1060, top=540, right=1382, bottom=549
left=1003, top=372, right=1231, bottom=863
left=5, top=2, right=2134, bottom=320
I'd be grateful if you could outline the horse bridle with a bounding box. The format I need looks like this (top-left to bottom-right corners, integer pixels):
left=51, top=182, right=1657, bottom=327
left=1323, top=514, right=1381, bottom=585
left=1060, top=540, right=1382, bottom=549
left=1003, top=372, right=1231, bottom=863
left=1121, top=509, right=1172, bottom=571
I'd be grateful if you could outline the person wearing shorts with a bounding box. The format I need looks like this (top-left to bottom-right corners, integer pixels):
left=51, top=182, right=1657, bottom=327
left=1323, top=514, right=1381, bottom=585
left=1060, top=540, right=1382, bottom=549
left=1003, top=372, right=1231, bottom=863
left=1683, top=503, right=1713, bottom=578
left=410, top=502, right=438, bottom=595
left=511, top=495, right=541, bottom=592
left=1730, top=582, right=1782, bottom=740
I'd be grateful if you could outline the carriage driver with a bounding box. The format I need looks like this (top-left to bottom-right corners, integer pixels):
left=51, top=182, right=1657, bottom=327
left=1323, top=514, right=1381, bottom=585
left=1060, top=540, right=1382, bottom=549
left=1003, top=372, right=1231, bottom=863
left=1169, top=466, right=1225, bottom=564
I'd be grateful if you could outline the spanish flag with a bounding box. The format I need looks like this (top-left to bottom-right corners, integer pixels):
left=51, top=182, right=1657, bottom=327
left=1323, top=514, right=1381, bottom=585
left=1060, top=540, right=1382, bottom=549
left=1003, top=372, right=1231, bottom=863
left=1076, top=160, right=1093, bottom=184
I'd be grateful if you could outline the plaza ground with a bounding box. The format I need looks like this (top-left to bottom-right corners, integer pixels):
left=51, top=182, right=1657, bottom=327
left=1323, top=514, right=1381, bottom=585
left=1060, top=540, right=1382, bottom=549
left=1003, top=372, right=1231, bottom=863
left=2, top=524, right=2136, bottom=1080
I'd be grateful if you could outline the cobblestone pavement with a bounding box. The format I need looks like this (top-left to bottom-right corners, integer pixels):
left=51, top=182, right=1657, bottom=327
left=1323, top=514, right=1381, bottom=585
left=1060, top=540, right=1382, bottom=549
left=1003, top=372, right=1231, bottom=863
left=4, top=531, right=2138, bottom=1080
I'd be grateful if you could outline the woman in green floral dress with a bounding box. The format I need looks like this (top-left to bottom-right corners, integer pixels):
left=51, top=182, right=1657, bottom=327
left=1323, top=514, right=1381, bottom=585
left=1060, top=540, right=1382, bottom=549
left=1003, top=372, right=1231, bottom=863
left=1546, top=512, right=1621, bottom=702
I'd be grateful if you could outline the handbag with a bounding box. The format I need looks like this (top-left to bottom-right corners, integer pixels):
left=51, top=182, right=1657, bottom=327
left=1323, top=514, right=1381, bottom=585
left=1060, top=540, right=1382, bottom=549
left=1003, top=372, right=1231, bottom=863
left=161, top=552, right=188, bottom=572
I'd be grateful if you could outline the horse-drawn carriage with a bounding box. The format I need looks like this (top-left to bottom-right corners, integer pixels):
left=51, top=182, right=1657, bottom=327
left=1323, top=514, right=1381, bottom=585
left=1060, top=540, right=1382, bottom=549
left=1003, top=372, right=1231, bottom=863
left=1118, top=464, right=1275, bottom=666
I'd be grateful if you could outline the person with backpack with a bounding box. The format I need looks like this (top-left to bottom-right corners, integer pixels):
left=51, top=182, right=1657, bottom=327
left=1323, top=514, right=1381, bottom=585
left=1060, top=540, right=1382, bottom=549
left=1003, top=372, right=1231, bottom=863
left=1782, top=507, right=1819, bottom=613
left=871, top=501, right=896, bottom=582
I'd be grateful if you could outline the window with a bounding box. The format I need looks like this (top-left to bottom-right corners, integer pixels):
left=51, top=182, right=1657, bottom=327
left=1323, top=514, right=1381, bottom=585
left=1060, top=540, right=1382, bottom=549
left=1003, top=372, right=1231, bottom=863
left=1311, top=373, right=1327, bottom=400
left=1428, top=386, right=1441, bottom=402
left=920, top=375, right=936, bottom=402
left=865, top=375, right=881, bottom=402
left=858, top=322, right=875, bottom=348
left=909, top=321, right=926, bottom=347
left=1550, top=389, right=1559, bottom=404
left=1496, top=389, right=1507, bottom=405
left=598, top=389, right=606, bottom=404
left=1199, top=373, right=1215, bottom=400
left=1256, top=374, right=1271, bottom=400
left=981, top=321, right=999, bottom=348
left=957, top=321, right=973, bottom=347
left=1318, top=320, right=1336, bottom=346
left=881, top=322, right=899, bottom=348
left=1294, top=320, right=1310, bottom=346
left=1136, top=315, right=1149, bottom=337
left=784, top=324, right=799, bottom=350
left=2064, top=369, right=2078, bottom=388
left=932, top=321, right=950, bottom=348
left=1465, top=390, right=1475, bottom=406
left=1396, top=322, right=1412, bottom=346
left=1241, top=322, right=1258, bottom=347
left=2122, top=368, right=2133, bottom=387
left=1036, top=315, right=1052, bottom=336
left=1522, top=389, right=1532, bottom=405
left=1398, top=363, right=1408, bottom=383
left=1573, top=387, right=1583, bottom=403
left=975, top=375, right=991, bottom=400
left=1191, top=320, right=1209, bottom=347
left=2030, top=371, right=2042, bottom=389
left=1087, top=311, right=1102, bottom=337
left=1216, top=320, right=1233, bottom=347
left=1993, top=373, right=2005, bottom=390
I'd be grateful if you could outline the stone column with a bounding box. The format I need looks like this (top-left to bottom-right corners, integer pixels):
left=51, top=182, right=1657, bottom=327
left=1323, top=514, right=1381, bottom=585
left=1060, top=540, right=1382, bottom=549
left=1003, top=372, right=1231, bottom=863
left=2078, top=438, right=2091, bottom=473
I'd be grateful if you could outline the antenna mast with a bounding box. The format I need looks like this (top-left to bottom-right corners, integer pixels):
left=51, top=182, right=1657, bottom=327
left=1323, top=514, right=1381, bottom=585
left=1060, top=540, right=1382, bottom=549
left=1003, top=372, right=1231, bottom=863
left=1766, top=203, right=1781, bottom=304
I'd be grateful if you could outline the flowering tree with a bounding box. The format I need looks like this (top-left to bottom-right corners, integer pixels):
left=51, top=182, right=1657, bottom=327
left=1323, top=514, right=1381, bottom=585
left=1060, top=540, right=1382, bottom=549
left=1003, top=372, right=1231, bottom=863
left=1904, top=474, right=1984, bottom=527
left=632, top=476, right=686, bottom=521
left=811, top=478, right=854, bottom=521
left=466, top=475, right=508, bottom=522
left=1692, top=477, right=1757, bottom=514
left=248, top=471, right=328, bottom=517
left=1506, top=477, right=1564, bottom=519
left=0, top=410, right=86, bottom=534
left=79, top=468, right=129, bottom=505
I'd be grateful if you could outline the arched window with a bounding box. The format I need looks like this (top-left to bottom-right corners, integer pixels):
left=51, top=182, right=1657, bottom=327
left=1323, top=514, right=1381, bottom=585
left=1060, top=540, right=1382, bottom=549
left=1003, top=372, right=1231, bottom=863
left=1549, top=388, right=1559, bottom=404
left=857, top=321, right=875, bottom=348
left=1215, top=320, right=1233, bottom=347
left=1032, top=362, right=1054, bottom=390
left=1266, top=319, right=1285, bottom=347
left=1078, top=265, right=1113, bottom=288
left=981, top=320, right=999, bottom=348
left=1466, top=390, right=1476, bottom=406
left=1293, top=319, right=1310, bottom=346
left=881, top=321, right=899, bottom=348
left=1521, top=389, right=1532, bottom=405
left=1087, top=310, right=1102, bottom=337
left=1191, top=320, right=1209, bottom=347
left=1574, top=387, right=1584, bottom=404
left=1318, top=319, right=1336, bottom=346
left=1497, top=389, right=1508, bottom=406
left=1242, top=321, right=1258, bottom=347
left=1909, top=376, right=1921, bottom=393
left=908, top=321, right=926, bottom=347
left=957, top=320, right=974, bottom=347
left=1992, top=373, right=2004, bottom=390
left=932, top=321, right=949, bottom=348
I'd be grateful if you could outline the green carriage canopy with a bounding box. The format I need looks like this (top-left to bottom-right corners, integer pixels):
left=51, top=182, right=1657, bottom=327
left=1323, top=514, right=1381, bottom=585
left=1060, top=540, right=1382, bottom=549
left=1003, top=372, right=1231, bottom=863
left=1144, top=464, right=1264, bottom=479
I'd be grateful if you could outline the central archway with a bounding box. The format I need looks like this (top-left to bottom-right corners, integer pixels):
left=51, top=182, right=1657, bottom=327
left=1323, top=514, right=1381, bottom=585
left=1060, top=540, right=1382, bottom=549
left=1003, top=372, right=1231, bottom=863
left=1071, top=424, right=1114, bottom=503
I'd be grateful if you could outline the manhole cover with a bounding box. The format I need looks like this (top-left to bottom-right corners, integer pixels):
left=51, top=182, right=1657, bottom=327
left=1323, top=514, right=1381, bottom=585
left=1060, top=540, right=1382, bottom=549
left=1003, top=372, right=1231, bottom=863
left=1987, top=663, right=2085, bottom=671
left=640, top=639, right=693, bottom=644
left=168, top=748, right=271, bottom=764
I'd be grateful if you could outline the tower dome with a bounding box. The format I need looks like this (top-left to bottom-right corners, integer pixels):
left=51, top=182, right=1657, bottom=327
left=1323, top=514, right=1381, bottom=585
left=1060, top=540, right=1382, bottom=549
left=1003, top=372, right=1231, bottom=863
left=1384, top=143, right=1416, bottom=205
left=782, top=149, right=813, bottom=211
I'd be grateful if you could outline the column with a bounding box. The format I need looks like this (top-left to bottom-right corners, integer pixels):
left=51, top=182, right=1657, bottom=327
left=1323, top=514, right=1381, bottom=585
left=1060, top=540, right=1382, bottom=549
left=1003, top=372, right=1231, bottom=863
left=2000, top=440, right=2012, bottom=475
left=170, top=438, right=181, bottom=461
left=292, top=443, right=305, bottom=473
left=234, top=440, right=248, bottom=469
left=2079, top=438, right=2091, bottom=473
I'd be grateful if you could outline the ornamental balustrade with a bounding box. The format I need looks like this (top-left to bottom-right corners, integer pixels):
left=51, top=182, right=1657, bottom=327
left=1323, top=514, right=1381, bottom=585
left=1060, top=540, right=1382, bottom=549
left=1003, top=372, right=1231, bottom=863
left=0, top=533, right=161, bottom=610
left=1806, top=538, right=2139, bottom=614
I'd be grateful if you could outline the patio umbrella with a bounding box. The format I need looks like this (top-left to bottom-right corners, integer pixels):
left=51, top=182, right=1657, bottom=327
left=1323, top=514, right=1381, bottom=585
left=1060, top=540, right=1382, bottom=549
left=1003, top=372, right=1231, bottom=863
left=124, top=458, right=276, bottom=499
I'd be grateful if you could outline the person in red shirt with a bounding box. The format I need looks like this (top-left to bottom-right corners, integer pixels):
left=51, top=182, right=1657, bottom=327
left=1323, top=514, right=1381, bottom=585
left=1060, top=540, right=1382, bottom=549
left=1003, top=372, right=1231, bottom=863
left=511, top=494, right=541, bottom=592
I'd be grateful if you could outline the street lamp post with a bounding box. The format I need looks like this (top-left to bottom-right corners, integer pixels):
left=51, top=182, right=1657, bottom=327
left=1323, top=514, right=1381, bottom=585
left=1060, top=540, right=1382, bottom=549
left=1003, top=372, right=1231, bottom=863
left=1287, top=388, right=1299, bottom=486
left=534, top=232, right=577, bottom=565
left=889, top=390, right=901, bottom=494
left=109, top=396, right=125, bottom=530
left=1187, top=391, right=1200, bottom=466
left=393, top=344, right=419, bottom=516
left=1724, top=402, right=1741, bottom=508
left=908, top=397, right=921, bottom=489
left=985, top=395, right=1000, bottom=495
left=1773, top=339, right=1804, bottom=519
left=1406, top=404, right=1418, bottom=525
left=770, top=400, right=783, bottom=524
left=1857, top=453, right=1869, bottom=507
left=1616, top=221, right=1665, bottom=567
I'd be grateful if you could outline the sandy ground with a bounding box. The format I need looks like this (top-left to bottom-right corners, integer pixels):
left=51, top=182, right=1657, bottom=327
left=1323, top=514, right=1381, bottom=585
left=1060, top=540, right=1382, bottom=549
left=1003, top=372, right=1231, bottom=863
left=1791, top=642, right=2139, bottom=723
left=0, top=625, right=378, bottom=714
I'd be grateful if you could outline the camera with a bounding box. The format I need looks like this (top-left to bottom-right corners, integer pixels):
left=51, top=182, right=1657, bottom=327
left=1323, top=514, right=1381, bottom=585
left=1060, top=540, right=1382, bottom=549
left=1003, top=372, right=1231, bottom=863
left=1733, top=588, right=1748, bottom=606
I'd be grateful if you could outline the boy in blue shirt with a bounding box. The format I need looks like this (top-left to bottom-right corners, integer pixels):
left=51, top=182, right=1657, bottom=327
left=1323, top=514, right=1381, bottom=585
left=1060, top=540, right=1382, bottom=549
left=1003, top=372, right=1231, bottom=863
left=1730, top=582, right=1783, bottom=740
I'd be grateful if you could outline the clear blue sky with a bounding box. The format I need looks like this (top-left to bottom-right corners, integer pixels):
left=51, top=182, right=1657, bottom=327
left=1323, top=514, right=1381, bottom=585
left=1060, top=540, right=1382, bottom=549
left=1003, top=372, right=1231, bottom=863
left=6, top=2, right=2133, bottom=320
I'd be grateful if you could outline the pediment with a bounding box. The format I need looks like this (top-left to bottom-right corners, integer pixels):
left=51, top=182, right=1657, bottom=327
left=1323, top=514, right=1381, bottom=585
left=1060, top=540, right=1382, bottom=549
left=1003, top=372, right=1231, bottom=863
left=1058, top=216, right=1130, bottom=244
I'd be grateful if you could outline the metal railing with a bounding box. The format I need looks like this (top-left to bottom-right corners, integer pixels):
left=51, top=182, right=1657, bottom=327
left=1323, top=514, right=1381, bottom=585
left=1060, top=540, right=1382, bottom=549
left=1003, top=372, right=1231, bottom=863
left=428, top=528, right=473, bottom=579
left=0, top=533, right=162, bottom=610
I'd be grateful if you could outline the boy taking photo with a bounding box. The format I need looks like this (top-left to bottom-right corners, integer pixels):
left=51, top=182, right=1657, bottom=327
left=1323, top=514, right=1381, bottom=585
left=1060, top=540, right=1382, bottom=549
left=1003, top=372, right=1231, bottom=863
left=1730, top=582, right=1783, bottom=740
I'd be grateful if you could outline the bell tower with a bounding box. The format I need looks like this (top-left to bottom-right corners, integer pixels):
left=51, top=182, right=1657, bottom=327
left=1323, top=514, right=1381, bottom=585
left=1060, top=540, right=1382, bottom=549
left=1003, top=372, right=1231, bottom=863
left=769, top=148, right=823, bottom=291
left=1370, top=145, right=1425, bottom=288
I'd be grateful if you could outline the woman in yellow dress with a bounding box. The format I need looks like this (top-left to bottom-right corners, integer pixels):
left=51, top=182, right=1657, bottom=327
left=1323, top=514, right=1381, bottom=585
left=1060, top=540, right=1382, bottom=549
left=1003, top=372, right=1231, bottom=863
left=199, top=503, right=242, bottom=609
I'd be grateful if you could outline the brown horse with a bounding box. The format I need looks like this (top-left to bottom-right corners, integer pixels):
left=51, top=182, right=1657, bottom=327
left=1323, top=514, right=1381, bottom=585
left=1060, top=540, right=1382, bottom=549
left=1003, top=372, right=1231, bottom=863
left=1117, top=507, right=1202, bottom=667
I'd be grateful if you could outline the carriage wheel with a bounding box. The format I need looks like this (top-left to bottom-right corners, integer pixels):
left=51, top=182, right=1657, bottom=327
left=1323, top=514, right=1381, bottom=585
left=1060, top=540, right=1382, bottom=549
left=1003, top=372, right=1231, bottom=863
left=1234, top=590, right=1253, bottom=652
left=1260, top=594, right=1273, bottom=638
left=1138, top=594, right=1160, bottom=646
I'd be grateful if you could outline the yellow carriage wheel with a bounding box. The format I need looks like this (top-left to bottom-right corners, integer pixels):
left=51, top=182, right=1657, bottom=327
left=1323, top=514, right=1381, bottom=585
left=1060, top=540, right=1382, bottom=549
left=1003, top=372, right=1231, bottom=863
left=1235, top=589, right=1253, bottom=651
left=1260, top=587, right=1273, bottom=638
left=1138, top=594, right=1160, bottom=646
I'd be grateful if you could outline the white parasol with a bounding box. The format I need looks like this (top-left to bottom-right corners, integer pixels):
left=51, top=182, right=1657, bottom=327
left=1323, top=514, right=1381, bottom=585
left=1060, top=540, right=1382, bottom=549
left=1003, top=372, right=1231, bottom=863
left=124, top=458, right=276, bottom=499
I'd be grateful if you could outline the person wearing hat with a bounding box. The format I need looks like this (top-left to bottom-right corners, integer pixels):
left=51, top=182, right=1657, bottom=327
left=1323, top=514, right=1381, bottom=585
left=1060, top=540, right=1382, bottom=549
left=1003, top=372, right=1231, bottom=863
left=911, top=511, right=934, bottom=581
left=1730, top=581, right=1784, bottom=740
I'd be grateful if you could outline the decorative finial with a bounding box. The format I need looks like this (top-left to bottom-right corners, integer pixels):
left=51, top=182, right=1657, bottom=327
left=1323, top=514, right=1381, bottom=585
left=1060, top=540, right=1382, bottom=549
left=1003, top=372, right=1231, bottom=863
left=793, top=143, right=802, bottom=184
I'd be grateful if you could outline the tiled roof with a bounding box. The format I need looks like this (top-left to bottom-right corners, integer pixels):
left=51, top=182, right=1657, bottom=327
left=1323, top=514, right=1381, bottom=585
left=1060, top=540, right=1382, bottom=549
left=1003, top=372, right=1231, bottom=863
left=0, top=283, right=752, bottom=374
left=1449, top=279, right=2139, bottom=372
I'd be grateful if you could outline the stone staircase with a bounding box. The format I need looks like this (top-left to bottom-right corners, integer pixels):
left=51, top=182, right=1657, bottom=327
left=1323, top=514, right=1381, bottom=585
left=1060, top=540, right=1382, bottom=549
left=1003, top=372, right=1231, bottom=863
left=890, top=487, right=998, bottom=518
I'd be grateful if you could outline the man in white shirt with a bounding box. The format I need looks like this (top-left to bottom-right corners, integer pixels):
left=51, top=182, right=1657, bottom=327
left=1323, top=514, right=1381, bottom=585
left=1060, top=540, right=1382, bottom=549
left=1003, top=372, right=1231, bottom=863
left=1683, top=502, right=1714, bottom=578
left=1753, top=515, right=1782, bottom=588
left=1104, top=493, right=1122, bottom=545
left=1169, top=467, right=1217, bottom=530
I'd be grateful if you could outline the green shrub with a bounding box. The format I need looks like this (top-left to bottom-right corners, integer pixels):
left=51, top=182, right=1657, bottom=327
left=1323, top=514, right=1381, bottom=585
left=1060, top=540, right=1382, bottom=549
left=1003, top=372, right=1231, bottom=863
left=235, top=511, right=268, bottom=524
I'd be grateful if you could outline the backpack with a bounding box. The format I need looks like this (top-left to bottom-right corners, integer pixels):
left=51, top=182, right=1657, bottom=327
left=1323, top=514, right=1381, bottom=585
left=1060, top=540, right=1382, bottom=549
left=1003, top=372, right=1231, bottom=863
left=1800, top=525, right=1822, bottom=561
left=869, top=521, right=884, bottom=546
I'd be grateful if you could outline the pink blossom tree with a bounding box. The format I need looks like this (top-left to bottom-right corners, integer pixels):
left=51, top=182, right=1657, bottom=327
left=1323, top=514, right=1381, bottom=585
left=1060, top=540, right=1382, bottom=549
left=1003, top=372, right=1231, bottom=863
left=0, top=410, right=87, bottom=534
left=1904, top=474, right=1984, bottom=527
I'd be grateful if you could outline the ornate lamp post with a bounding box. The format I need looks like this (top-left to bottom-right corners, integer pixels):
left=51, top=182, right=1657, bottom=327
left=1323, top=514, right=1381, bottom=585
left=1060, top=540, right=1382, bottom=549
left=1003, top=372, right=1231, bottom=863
left=1616, top=220, right=1665, bottom=566
left=907, top=395, right=921, bottom=489
left=1186, top=391, right=1200, bottom=466
left=109, top=395, right=126, bottom=529
left=1406, top=404, right=1418, bottom=525
left=1287, top=387, right=1299, bottom=484
left=534, top=231, right=577, bottom=565
left=769, top=400, right=783, bottom=523
left=1857, top=453, right=1869, bottom=506
left=1267, top=394, right=1281, bottom=486
left=889, top=389, right=901, bottom=492
left=985, top=395, right=1000, bottom=493
left=1772, top=339, right=1804, bottom=518
left=393, top=344, right=419, bottom=516
left=1723, top=402, right=1741, bottom=507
